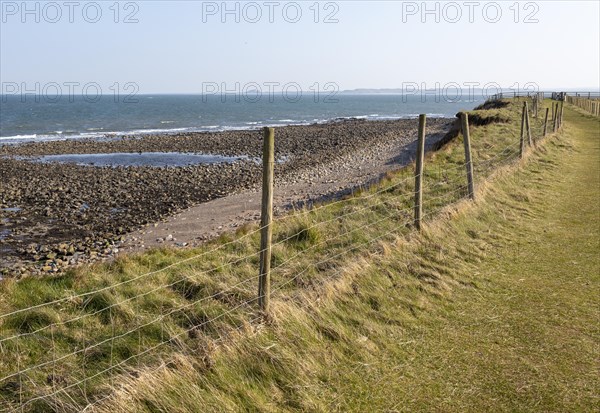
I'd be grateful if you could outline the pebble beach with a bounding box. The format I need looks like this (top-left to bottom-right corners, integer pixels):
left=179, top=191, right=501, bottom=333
left=0, top=117, right=454, bottom=277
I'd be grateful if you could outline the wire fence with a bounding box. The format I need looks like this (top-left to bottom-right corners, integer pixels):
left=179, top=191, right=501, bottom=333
left=565, top=95, right=600, bottom=117
left=0, top=94, right=564, bottom=412
left=488, top=91, right=600, bottom=101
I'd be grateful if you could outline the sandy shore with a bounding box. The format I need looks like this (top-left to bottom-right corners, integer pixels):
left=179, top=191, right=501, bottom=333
left=0, top=118, right=454, bottom=277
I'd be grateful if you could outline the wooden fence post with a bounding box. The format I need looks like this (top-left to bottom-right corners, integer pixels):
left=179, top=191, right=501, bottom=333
left=258, top=127, right=275, bottom=312
left=460, top=113, right=475, bottom=200
left=556, top=102, right=562, bottom=130
left=525, top=102, right=533, bottom=146
left=414, top=114, right=426, bottom=231
left=543, top=107, right=550, bottom=137
left=553, top=102, right=559, bottom=132
left=520, top=102, right=527, bottom=158
left=559, top=101, right=564, bottom=129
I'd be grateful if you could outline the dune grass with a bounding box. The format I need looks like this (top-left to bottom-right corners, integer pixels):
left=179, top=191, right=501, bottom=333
left=1, top=99, right=597, bottom=412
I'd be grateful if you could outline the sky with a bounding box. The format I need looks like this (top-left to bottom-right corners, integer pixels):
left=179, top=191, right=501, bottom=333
left=1, top=0, right=599, bottom=94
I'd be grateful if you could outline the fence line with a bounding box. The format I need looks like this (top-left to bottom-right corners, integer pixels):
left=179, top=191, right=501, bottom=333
left=0, top=224, right=265, bottom=321
left=488, top=91, right=600, bottom=102
left=0, top=165, right=474, bottom=347
left=85, top=199, right=453, bottom=412
left=83, top=187, right=478, bottom=412
left=0, top=95, right=565, bottom=412
left=565, top=95, right=600, bottom=117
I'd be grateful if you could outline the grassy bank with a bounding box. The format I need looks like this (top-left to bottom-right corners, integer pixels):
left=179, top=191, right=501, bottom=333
left=1, top=99, right=598, bottom=412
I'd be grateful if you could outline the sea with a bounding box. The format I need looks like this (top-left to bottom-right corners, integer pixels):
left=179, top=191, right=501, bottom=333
left=0, top=94, right=487, bottom=145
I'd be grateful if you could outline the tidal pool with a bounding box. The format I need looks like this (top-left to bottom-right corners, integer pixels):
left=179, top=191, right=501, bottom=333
left=18, top=152, right=249, bottom=168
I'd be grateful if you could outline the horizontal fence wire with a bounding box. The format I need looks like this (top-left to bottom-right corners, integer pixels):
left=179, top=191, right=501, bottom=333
left=272, top=190, right=473, bottom=300
left=0, top=225, right=266, bottom=320
left=0, top=165, right=467, bottom=323
left=14, top=293, right=261, bottom=412
left=1, top=181, right=478, bottom=398
left=0, top=168, right=457, bottom=345
left=80, top=199, right=457, bottom=411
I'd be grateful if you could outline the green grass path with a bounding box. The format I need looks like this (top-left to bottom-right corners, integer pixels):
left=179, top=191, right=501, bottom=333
left=368, top=105, right=600, bottom=412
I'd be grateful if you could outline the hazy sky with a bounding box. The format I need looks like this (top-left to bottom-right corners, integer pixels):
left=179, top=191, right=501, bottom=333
left=1, top=1, right=599, bottom=93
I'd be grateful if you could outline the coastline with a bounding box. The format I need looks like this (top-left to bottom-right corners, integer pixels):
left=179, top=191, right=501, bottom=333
left=0, top=117, right=454, bottom=277
left=0, top=113, right=452, bottom=146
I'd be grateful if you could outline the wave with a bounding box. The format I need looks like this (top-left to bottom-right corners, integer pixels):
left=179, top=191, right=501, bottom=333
left=126, top=128, right=188, bottom=135
left=0, top=127, right=190, bottom=144
left=0, top=134, right=38, bottom=140
left=376, top=112, right=446, bottom=119
left=0, top=113, right=454, bottom=145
